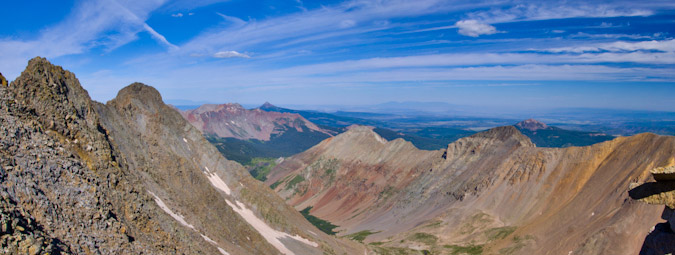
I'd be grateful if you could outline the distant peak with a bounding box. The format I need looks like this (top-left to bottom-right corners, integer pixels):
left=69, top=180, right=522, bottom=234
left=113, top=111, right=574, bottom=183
left=342, top=125, right=388, bottom=144
left=470, top=126, right=533, bottom=146
left=346, top=124, right=375, bottom=132
left=115, top=82, right=163, bottom=105
left=260, top=102, right=277, bottom=109
left=515, top=119, right=549, bottom=131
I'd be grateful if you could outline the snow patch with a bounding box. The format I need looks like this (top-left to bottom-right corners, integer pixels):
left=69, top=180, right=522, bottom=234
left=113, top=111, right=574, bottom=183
left=373, top=132, right=386, bottom=144
left=206, top=171, right=231, bottom=195
left=200, top=235, right=230, bottom=255
left=217, top=247, right=230, bottom=255
left=151, top=191, right=230, bottom=255
left=225, top=199, right=318, bottom=255
left=149, top=192, right=194, bottom=229
left=201, top=234, right=217, bottom=245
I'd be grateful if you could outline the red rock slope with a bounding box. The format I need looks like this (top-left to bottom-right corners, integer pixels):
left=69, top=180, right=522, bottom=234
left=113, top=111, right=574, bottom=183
left=267, top=124, right=675, bottom=254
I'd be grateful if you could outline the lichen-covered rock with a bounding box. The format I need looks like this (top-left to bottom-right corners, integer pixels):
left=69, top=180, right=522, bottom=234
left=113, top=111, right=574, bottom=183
left=0, top=72, right=7, bottom=86
left=629, top=181, right=675, bottom=209
left=629, top=166, right=675, bottom=255
left=652, top=165, right=675, bottom=181
left=1, top=57, right=193, bottom=254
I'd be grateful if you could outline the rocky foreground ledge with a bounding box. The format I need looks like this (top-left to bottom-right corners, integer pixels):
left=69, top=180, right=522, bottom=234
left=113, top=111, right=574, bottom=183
left=630, top=165, right=675, bottom=255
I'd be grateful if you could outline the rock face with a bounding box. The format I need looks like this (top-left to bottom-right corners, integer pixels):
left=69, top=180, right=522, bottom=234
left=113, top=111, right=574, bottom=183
left=182, top=103, right=333, bottom=141
left=267, top=124, right=675, bottom=254
left=0, top=57, right=364, bottom=254
left=629, top=166, right=675, bottom=255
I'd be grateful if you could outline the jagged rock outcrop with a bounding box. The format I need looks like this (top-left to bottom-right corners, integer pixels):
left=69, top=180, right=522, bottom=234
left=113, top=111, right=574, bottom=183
left=0, top=57, right=365, bottom=254
left=630, top=166, right=675, bottom=255
left=268, top=124, right=675, bottom=254
left=182, top=103, right=333, bottom=141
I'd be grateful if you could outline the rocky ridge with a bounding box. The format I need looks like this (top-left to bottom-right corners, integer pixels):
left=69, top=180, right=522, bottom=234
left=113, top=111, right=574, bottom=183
left=0, top=57, right=365, bottom=254
left=267, top=124, right=675, bottom=254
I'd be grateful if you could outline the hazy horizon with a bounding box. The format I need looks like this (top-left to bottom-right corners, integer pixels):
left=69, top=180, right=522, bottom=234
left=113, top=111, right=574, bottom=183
left=2, top=0, right=674, bottom=111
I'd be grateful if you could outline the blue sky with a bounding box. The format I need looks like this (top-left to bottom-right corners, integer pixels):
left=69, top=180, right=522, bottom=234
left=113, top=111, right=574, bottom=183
left=1, top=0, right=674, bottom=111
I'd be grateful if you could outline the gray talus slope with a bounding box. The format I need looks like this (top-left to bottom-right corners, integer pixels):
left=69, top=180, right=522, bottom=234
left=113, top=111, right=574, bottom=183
left=1, top=57, right=364, bottom=254
left=2, top=58, right=198, bottom=254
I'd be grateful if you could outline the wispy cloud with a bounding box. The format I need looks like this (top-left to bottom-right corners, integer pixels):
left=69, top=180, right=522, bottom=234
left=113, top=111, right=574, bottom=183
left=543, top=39, right=675, bottom=53
left=213, top=50, right=250, bottom=58
left=412, top=1, right=661, bottom=34
left=0, top=0, right=176, bottom=78
left=178, top=0, right=481, bottom=56
left=466, top=1, right=653, bottom=24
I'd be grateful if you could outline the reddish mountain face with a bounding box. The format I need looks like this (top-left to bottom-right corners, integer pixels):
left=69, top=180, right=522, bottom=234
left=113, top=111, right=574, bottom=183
left=515, top=118, right=549, bottom=131
left=267, top=124, right=675, bottom=254
left=181, top=103, right=333, bottom=141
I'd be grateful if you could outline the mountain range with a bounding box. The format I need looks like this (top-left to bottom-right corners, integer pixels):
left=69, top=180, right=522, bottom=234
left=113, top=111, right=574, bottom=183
left=265, top=124, right=674, bottom=254
left=514, top=119, right=614, bottom=147
left=0, top=57, right=364, bottom=254
left=1, top=57, right=671, bottom=255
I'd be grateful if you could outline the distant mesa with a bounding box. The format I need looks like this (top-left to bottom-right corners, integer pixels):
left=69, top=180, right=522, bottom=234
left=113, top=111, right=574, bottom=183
left=515, top=118, right=549, bottom=131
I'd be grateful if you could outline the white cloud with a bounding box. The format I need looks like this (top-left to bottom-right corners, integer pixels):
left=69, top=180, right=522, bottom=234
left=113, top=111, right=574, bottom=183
left=213, top=51, right=250, bottom=58
left=455, top=20, right=498, bottom=37
left=172, top=13, right=184, bottom=17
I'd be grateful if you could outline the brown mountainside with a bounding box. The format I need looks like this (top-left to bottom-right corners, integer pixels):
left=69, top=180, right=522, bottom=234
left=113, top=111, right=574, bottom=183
left=267, top=124, right=675, bottom=254
left=0, top=57, right=364, bottom=254
left=182, top=103, right=333, bottom=141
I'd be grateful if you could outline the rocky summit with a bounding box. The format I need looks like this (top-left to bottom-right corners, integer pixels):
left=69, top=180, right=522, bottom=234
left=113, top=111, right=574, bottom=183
left=0, top=57, right=364, bottom=254
left=267, top=123, right=675, bottom=254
